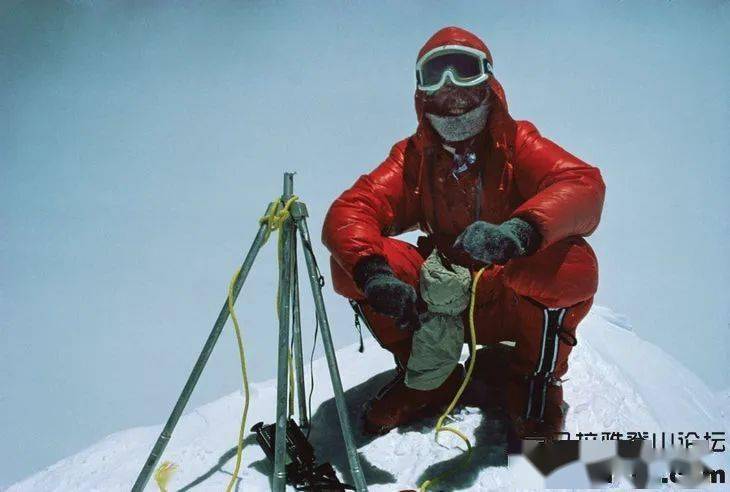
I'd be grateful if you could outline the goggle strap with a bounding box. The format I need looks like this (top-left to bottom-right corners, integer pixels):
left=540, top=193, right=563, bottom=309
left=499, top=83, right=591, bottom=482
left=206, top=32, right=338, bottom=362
left=482, top=59, right=492, bottom=74
left=416, top=44, right=489, bottom=68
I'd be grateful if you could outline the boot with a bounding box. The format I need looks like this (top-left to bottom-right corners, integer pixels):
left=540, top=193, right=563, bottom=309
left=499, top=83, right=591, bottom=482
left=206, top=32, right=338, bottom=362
left=505, top=373, right=567, bottom=441
left=363, top=364, right=464, bottom=435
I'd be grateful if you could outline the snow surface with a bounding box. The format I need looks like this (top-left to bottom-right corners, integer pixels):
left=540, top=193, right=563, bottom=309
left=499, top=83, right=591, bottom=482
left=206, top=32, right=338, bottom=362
left=7, top=306, right=728, bottom=491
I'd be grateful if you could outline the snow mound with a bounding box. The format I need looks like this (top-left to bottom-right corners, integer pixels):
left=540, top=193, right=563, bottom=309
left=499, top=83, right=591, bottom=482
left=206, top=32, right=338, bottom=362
left=7, top=306, right=728, bottom=491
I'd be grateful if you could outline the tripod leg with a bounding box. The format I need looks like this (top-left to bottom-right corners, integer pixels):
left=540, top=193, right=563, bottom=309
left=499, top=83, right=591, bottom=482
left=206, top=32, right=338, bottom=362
left=273, top=219, right=295, bottom=491
left=295, top=218, right=369, bottom=492
left=290, top=231, right=309, bottom=428
left=132, top=215, right=273, bottom=492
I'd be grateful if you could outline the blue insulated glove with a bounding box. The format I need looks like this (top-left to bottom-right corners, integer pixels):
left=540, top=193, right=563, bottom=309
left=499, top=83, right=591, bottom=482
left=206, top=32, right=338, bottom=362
left=453, top=218, right=540, bottom=265
left=353, top=255, right=419, bottom=330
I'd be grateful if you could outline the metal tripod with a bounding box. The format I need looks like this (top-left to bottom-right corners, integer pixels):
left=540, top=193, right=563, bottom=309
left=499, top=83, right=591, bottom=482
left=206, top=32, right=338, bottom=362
left=132, top=173, right=367, bottom=491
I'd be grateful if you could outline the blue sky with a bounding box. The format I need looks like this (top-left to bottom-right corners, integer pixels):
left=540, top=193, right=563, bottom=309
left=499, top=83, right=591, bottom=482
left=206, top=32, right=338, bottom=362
left=1, top=0, right=728, bottom=486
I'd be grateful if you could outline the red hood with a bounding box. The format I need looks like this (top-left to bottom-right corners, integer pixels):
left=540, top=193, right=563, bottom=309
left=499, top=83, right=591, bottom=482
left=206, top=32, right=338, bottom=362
left=414, top=26, right=513, bottom=146
left=412, top=27, right=517, bottom=194
left=416, top=26, right=494, bottom=83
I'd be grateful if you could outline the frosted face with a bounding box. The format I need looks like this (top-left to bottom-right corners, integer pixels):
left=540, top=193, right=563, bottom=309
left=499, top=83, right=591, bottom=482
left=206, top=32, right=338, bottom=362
left=425, top=101, right=490, bottom=142
left=423, top=82, right=490, bottom=142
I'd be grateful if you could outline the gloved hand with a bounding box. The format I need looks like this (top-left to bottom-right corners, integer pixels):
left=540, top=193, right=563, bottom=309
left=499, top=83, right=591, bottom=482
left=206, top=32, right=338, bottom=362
left=353, top=255, right=419, bottom=329
left=453, top=217, right=540, bottom=265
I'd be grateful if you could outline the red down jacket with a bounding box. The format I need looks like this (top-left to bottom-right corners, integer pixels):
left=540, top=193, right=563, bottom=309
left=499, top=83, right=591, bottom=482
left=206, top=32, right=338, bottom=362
left=322, top=27, right=605, bottom=306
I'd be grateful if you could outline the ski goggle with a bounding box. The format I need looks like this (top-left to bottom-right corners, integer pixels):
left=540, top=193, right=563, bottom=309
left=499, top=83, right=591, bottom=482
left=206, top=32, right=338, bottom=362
left=416, top=45, right=492, bottom=92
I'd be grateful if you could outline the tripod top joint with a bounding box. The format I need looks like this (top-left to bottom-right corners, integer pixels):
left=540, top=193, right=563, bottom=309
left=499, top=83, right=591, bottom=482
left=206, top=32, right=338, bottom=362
left=290, top=201, right=308, bottom=221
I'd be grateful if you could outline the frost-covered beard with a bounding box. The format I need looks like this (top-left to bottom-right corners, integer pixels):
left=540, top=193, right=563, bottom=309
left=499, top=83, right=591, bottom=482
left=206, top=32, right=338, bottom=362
left=425, top=101, right=489, bottom=142
left=423, top=82, right=490, bottom=142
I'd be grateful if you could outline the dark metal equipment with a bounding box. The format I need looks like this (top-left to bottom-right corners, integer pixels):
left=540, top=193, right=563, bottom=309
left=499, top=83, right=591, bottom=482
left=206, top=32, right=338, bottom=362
left=252, top=420, right=355, bottom=491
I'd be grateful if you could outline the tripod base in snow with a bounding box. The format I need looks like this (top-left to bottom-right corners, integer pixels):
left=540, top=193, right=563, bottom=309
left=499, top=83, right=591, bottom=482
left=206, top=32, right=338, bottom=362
left=132, top=173, right=367, bottom=491
left=252, top=419, right=355, bottom=491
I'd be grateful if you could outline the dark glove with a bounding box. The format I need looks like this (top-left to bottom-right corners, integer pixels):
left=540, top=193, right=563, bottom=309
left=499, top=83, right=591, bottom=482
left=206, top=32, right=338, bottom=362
left=453, top=218, right=540, bottom=265
left=353, top=255, right=418, bottom=329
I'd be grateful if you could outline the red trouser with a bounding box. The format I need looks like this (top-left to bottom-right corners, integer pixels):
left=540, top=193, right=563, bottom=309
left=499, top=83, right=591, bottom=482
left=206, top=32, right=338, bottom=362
left=330, top=236, right=597, bottom=381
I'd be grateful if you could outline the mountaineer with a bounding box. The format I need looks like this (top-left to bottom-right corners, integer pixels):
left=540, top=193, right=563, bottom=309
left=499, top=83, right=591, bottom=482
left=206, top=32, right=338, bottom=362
left=322, top=26, right=605, bottom=439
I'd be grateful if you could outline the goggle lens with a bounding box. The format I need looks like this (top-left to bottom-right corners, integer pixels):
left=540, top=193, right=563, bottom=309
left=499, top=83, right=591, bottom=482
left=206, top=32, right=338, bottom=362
left=420, top=52, right=483, bottom=86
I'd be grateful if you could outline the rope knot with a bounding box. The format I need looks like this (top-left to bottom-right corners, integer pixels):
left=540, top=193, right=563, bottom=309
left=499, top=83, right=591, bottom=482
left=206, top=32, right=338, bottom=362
left=259, top=195, right=299, bottom=240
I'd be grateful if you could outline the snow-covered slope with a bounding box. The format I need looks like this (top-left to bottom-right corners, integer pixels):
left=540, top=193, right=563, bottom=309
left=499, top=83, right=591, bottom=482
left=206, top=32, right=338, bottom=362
left=7, top=307, right=728, bottom=491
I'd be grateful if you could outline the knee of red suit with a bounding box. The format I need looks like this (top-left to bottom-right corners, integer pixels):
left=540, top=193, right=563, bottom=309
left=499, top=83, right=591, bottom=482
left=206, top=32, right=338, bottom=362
left=503, top=236, right=598, bottom=307
left=330, top=235, right=598, bottom=309
left=329, top=237, right=423, bottom=300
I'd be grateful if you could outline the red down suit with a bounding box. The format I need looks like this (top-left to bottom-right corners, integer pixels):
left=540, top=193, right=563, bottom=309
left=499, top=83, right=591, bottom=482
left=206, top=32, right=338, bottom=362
left=321, top=27, right=605, bottom=383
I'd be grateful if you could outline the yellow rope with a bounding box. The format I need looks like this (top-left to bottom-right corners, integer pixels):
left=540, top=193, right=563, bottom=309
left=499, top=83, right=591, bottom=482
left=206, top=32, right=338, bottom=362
left=419, top=267, right=486, bottom=492
left=225, top=266, right=251, bottom=492
left=154, top=461, right=177, bottom=492
left=224, top=194, right=299, bottom=492
left=261, top=195, right=300, bottom=243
